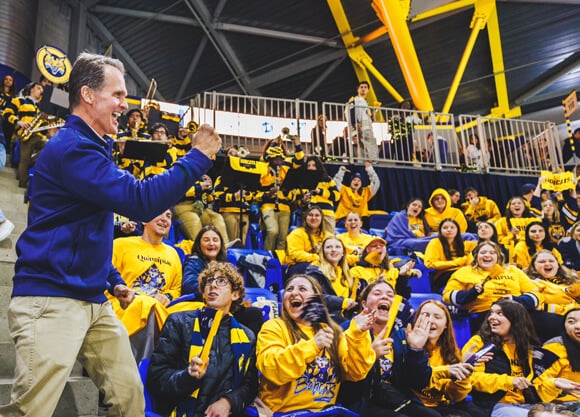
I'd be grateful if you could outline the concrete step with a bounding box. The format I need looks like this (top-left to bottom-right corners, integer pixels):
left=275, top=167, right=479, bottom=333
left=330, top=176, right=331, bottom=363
left=0, top=376, right=99, bottom=417
left=0, top=170, right=102, bottom=416
left=0, top=261, right=13, bottom=345
left=0, top=342, right=86, bottom=378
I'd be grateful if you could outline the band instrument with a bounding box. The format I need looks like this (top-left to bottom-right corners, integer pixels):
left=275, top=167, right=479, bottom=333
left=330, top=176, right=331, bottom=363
left=237, top=146, right=250, bottom=157
left=29, top=119, right=65, bottom=134
left=18, top=112, right=44, bottom=141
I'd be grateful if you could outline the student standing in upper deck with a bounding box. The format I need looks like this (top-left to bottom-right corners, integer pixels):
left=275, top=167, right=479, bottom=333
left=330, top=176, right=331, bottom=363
left=351, top=81, right=377, bottom=162
left=0, top=52, right=221, bottom=417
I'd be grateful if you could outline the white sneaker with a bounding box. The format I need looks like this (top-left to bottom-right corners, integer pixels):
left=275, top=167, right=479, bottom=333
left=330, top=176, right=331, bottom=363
left=0, top=220, right=15, bottom=242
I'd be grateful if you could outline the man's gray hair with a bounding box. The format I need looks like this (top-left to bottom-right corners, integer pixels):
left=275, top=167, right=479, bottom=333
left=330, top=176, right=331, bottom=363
left=68, top=52, right=125, bottom=111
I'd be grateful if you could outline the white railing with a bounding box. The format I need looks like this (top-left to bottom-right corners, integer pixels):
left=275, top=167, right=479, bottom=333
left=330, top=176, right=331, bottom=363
left=189, top=91, right=563, bottom=175
left=457, top=115, right=563, bottom=174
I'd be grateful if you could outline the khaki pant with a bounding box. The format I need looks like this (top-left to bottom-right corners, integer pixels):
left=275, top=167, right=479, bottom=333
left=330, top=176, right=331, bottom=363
left=18, top=134, right=47, bottom=188
left=223, top=212, right=249, bottom=245
left=322, top=214, right=336, bottom=235
left=0, top=297, right=145, bottom=417
left=173, top=201, right=229, bottom=245
left=262, top=209, right=290, bottom=251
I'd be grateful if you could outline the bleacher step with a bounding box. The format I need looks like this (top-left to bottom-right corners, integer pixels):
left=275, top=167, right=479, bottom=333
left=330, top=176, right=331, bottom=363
left=0, top=342, right=86, bottom=378
left=0, top=377, right=99, bottom=417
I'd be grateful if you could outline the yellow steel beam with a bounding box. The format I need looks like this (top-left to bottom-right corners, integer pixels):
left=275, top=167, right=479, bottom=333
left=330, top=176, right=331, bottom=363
left=359, top=26, right=388, bottom=45
left=410, top=0, right=475, bottom=22
left=372, top=0, right=434, bottom=111
left=327, top=0, right=407, bottom=106
left=441, top=19, right=484, bottom=113
left=326, top=0, right=359, bottom=47
left=441, top=0, right=495, bottom=114
left=359, top=57, right=405, bottom=103
left=486, top=4, right=521, bottom=118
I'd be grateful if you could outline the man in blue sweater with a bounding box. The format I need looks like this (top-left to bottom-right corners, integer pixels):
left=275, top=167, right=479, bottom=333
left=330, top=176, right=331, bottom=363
left=0, top=53, right=221, bottom=416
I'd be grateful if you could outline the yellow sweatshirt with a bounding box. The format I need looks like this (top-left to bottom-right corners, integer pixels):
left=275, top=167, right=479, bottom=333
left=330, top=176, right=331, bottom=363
left=333, top=165, right=380, bottom=221
left=424, top=188, right=468, bottom=233
left=110, top=236, right=182, bottom=335
left=337, top=231, right=374, bottom=266
left=256, top=318, right=375, bottom=412
left=495, top=217, right=540, bottom=259
left=285, top=227, right=332, bottom=266
left=462, top=196, right=502, bottom=224
left=424, top=239, right=476, bottom=279
left=536, top=338, right=580, bottom=403
left=443, top=265, right=542, bottom=313
left=350, top=264, right=399, bottom=288
left=462, top=335, right=529, bottom=404
left=409, top=216, right=426, bottom=237
left=533, top=278, right=580, bottom=315
left=112, top=236, right=182, bottom=301
left=414, top=345, right=471, bottom=407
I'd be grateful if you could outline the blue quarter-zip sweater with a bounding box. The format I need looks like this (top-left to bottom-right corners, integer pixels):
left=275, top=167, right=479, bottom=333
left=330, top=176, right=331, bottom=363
left=12, top=115, right=212, bottom=303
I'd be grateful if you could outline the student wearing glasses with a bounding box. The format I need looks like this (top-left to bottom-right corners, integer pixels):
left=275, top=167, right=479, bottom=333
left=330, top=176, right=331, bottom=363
left=148, top=261, right=258, bottom=417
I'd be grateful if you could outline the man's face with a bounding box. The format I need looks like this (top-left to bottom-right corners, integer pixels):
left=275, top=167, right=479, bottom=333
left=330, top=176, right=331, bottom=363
left=30, top=84, right=44, bottom=101
left=465, top=190, right=478, bottom=203
left=87, top=65, right=128, bottom=136
left=432, top=194, right=447, bottom=212
left=143, top=210, right=172, bottom=238
left=357, top=83, right=369, bottom=98
left=203, top=274, right=239, bottom=313
left=128, top=111, right=142, bottom=128
left=178, top=127, right=189, bottom=139
left=152, top=127, right=168, bottom=142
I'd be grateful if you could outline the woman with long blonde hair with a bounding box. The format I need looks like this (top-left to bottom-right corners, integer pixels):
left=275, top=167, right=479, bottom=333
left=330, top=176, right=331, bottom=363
left=305, top=236, right=361, bottom=321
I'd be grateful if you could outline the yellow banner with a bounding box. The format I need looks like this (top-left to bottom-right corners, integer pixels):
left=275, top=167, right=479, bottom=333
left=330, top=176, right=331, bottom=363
left=541, top=170, right=576, bottom=192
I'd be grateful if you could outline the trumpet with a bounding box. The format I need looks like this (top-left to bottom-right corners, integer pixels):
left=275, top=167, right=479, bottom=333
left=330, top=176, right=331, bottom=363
left=280, top=127, right=300, bottom=146
left=238, top=146, right=250, bottom=157
left=281, top=127, right=291, bottom=142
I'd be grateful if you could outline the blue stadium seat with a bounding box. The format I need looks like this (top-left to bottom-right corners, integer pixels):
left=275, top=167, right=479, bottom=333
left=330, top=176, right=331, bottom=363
left=245, top=287, right=280, bottom=320
left=390, top=255, right=431, bottom=294
left=452, top=316, right=472, bottom=349
left=245, top=222, right=264, bottom=250
left=369, top=228, right=386, bottom=238
left=369, top=212, right=395, bottom=229
left=166, top=220, right=185, bottom=244
left=408, top=292, right=442, bottom=311
left=137, top=358, right=162, bottom=417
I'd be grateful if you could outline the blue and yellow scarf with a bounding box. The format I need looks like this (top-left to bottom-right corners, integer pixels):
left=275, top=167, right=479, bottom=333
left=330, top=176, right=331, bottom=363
left=171, top=307, right=252, bottom=417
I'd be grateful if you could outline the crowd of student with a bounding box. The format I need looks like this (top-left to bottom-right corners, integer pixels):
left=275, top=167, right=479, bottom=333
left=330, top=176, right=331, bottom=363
left=91, top=103, right=580, bottom=416
left=3, top=63, right=580, bottom=417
